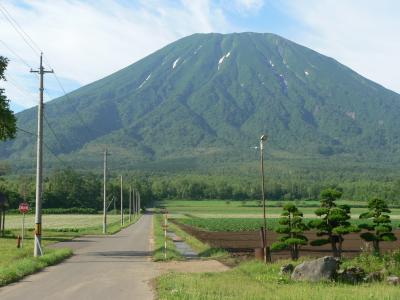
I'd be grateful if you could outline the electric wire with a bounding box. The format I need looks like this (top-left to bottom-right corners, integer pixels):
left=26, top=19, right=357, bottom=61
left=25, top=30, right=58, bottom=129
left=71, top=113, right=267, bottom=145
left=4, top=75, right=66, bottom=152
left=2, top=5, right=110, bottom=173
left=51, top=72, right=98, bottom=137
left=16, top=127, right=70, bottom=168
left=0, top=4, right=41, bottom=56
left=0, top=39, right=33, bottom=69
left=0, top=4, right=99, bottom=139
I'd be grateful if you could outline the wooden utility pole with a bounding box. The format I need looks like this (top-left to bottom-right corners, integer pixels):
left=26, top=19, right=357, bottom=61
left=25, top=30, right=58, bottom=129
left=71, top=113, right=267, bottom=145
left=136, top=191, right=140, bottom=214
left=103, top=149, right=108, bottom=234
left=260, top=135, right=270, bottom=263
left=132, top=188, right=136, bottom=215
left=120, top=175, right=124, bottom=226
left=129, top=185, right=132, bottom=222
left=30, top=53, right=53, bottom=257
left=138, top=192, right=141, bottom=214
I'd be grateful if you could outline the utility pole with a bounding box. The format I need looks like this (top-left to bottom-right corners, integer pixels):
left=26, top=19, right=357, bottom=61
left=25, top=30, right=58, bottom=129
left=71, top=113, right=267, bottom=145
left=30, top=53, right=53, bottom=257
left=132, top=188, right=136, bottom=215
left=260, top=135, right=270, bottom=263
left=120, top=175, right=124, bottom=226
left=135, top=190, right=138, bottom=215
left=129, top=185, right=132, bottom=222
left=138, top=192, right=141, bottom=214
left=103, top=149, right=108, bottom=234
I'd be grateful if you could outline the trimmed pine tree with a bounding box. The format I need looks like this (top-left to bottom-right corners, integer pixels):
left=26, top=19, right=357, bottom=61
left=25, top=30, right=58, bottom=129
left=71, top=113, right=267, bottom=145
left=271, top=203, right=308, bottom=260
left=309, top=188, right=359, bottom=257
left=359, top=198, right=397, bottom=255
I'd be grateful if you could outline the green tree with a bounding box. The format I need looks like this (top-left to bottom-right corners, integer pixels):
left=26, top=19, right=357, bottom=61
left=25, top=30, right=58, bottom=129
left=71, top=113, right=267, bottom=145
left=271, top=203, right=308, bottom=260
left=0, top=56, right=16, bottom=141
left=359, top=198, right=396, bottom=255
left=310, top=188, right=359, bottom=257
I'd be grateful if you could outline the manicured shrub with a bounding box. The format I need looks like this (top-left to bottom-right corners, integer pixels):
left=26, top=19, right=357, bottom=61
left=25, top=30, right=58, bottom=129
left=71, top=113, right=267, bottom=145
left=359, top=198, right=397, bottom=255
left=271, top=203, right=308, bottom=260
left=309, top=188, right=359, bottom=257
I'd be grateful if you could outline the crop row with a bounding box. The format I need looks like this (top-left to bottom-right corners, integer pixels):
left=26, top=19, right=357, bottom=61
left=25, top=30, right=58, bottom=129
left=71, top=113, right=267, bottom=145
left=177, top=217, right=400, bottom=232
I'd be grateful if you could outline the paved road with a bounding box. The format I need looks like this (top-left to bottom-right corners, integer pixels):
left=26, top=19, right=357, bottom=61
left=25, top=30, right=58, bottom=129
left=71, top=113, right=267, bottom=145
left=0, top=213, right=158, bottom=300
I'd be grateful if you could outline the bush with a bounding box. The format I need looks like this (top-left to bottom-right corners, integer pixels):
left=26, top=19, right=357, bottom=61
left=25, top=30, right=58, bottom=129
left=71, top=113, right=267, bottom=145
left=6, top=207, right=98, bottom=215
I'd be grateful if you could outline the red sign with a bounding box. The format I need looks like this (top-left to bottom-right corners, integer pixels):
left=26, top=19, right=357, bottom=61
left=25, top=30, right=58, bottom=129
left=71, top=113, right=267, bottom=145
left=19, top=202, right=29, bottom=214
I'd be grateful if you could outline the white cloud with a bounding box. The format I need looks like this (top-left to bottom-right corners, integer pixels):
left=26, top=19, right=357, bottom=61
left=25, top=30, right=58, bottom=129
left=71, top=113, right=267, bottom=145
left=234, top=0, right=264, bottom=12
left=0, top=0, right=230, bottom=109
left=280, top=0, right=400, bottom=93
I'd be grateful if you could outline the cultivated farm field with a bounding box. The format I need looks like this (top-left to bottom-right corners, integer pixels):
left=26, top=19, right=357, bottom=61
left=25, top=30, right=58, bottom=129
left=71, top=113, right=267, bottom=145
left=158, top=199, right=400, bottom=219
left=178, top=217, right=400, bottom=232
left=4, top=214, right=122, bottom=230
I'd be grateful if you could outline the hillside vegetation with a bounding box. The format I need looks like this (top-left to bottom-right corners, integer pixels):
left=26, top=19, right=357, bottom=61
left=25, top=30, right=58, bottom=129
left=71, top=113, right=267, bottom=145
left=1, top=32, right=400, bottom=175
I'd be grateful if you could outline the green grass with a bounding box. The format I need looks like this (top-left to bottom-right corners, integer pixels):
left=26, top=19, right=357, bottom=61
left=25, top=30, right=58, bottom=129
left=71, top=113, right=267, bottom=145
left=168, top=221, right=228, bottom=259
left=157, top=199, right=400, bottom=219
left=176, top=217, right=400, bottom=232
left=156, top=259, right=400, bottom=300
left=0, top=249, right=72, bottom=287
left=4, top=214, right=122, bottom=230
left=153, top=214, right=183, bottom=261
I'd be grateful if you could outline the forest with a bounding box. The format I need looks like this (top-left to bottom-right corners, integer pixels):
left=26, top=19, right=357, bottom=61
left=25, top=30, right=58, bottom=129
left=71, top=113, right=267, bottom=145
left=1, top=167, right=400, bottom=210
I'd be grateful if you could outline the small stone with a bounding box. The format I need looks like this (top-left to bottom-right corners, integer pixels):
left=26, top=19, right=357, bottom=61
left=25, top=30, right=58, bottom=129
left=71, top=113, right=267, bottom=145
left=279, top=264, right=294, bottom=275
left=387, top=275, right=400, bottom=285
left=338, top=266, right=366, bottom=284
left=364, top=271, right=384, bottom=282
left=291, top=256, right=339, bottom=282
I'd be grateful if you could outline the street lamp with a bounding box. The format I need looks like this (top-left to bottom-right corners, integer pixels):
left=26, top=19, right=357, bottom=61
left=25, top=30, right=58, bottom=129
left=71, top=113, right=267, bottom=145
left=260, top=134, right=270, bottom=262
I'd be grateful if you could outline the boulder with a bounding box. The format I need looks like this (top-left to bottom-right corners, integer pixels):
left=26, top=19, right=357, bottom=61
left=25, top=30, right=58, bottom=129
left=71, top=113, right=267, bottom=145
left=291, top=256, right=339, bottom=282
left=279, top=264, right=294, bottom=275
left=387, top=275, right=400, bottom=285
left=337, top=266, right=366, bottom=284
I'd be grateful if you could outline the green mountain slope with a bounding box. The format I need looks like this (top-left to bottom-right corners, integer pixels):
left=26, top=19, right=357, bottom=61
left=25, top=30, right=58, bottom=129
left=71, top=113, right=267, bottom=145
left=2, top=32, right=400, bottom=171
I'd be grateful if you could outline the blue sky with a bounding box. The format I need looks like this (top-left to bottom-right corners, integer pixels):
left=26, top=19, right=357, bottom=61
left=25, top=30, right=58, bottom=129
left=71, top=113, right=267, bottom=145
left=1, top=0, right=400, bottom=113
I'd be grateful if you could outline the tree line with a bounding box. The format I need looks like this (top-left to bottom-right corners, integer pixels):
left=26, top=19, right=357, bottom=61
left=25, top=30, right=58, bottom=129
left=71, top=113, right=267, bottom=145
left=1, top=169, right=400, bottom=210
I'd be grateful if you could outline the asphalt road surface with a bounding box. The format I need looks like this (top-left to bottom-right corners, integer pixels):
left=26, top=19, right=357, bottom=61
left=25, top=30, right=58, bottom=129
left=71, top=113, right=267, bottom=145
left=0, top=213, right=158, bottom=300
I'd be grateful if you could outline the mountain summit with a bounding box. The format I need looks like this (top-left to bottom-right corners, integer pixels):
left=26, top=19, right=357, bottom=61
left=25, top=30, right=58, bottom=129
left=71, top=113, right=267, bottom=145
left=2, top=32, right=400, bottom=170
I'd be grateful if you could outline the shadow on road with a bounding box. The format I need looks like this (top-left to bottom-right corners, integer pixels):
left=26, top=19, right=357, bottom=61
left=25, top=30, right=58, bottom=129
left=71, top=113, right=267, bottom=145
left=87, top=250, right=152, bottom=257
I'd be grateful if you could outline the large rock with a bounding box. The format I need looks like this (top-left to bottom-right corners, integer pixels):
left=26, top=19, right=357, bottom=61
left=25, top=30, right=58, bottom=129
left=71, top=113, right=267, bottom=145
left=291, top=256, right=339, bottom=282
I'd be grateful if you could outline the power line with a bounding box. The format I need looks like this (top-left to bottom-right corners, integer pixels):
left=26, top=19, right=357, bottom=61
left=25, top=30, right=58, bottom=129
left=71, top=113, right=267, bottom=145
left=43, top=113, right=69, bottom=154
left=0, top=4, right=98, bottom=138
left=5, top=74, right=69, bottom=154
left=0, top=42, right=80, bottom=158
left=0, top=3, right=41, bottom=56
left=16, top=126, right=69, bottom=169
left=0, top=39, right=33, bottom=69
left=1, top=4, right=106, bottom=174
left=51, top=72, right=98, bottom=137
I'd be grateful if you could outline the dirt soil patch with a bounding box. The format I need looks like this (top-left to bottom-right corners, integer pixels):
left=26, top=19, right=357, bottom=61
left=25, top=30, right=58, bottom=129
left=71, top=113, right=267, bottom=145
left=174, top=221, right=400, bottom=261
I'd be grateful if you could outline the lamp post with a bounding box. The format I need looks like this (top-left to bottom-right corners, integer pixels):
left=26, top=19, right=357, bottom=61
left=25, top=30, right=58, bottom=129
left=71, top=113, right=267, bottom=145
left=260, top=134, right=270, bottom=263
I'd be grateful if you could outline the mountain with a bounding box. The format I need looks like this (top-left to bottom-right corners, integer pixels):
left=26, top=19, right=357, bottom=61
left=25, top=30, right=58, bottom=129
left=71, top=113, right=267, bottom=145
left=2, top=32, right=400, bottom=172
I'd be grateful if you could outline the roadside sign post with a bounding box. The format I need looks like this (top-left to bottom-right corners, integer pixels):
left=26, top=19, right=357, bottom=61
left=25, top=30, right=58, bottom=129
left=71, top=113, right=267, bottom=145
left=19, top=202, right=29, bottom=248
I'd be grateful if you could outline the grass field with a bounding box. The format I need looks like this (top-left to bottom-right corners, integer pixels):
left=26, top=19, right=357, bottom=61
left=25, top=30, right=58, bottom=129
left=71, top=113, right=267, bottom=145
left=158, top=199, right=400, bottom=219
left=157, top=259, right=400, bottom=300
left=4, top=214, right=123, bottom=230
